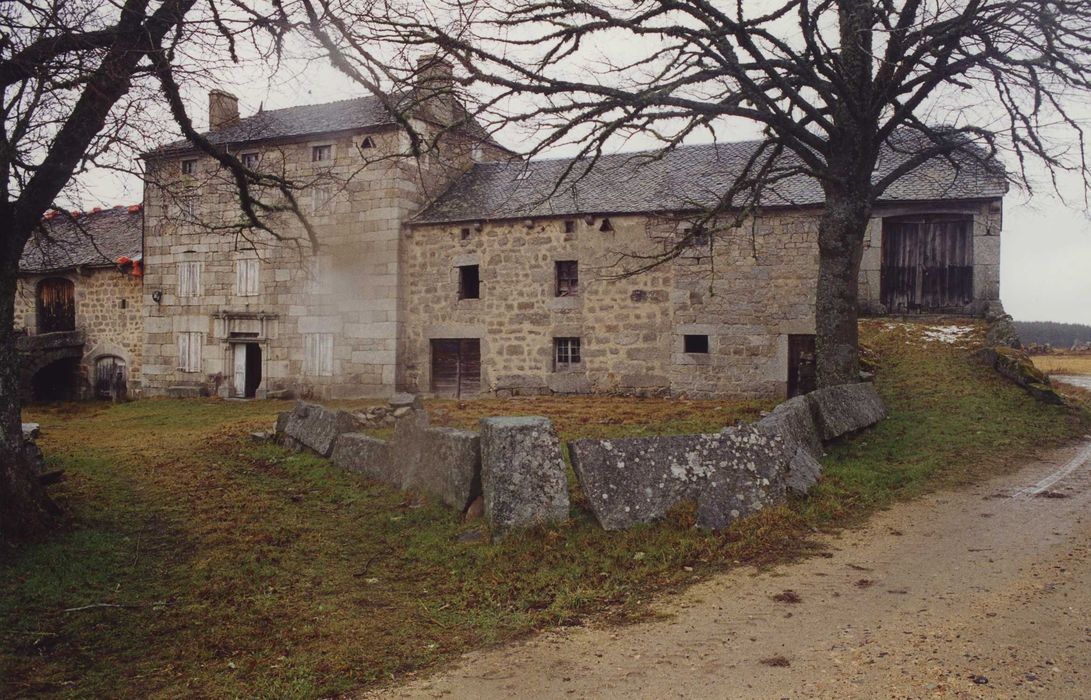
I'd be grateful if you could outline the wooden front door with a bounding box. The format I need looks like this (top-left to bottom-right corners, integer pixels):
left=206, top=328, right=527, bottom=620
left=232, top=343, right=262, bottom=398
left=233, top=344, right=248, bottom=397
left=881, top=216, right=973, bottom=313
left=788, top=334, right=816, bottom=398
left=430, top=339, right=481, bottom=398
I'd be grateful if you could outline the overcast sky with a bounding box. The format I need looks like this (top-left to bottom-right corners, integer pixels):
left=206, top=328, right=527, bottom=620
left=78, top=54, right=1091, bottom=326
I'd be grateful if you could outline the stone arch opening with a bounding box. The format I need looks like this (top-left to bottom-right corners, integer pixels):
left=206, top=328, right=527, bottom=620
left=94, top=355, right=128, bottom=400
left=31, top=357, right=81, bottom=402
left=36, top=277, right=75, bottom=333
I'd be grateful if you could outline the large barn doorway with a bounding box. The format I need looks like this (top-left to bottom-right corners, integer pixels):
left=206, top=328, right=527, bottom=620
left=31, top=357, right=81, bottom=402
left=232, top=343, right=262, bottom=398
left=880, top=216, right=974, bottom=313
left=36, top=277, right=75, bottom=333
left=430, top=339, right=481, bottom=398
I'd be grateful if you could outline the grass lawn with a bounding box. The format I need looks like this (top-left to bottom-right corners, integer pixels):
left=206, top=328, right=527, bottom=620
left=1031, top=353, right=1091, bottom=376
left=2, top=320, right=1087, bottom=698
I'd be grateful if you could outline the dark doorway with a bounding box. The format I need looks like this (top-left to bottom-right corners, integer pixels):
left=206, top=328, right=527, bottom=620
left=32, top=357, right=81, bottom=402
left=881, top=216, right=973, bottom=313
left=788, top=334, right=816, bottom=398
left=233, top=342, right=262, bottom=398
left=430, top=339, right=481, bottom=397
left=245, top=343, right=262, bottom=398
left=37, top=277, right=76, bottom=333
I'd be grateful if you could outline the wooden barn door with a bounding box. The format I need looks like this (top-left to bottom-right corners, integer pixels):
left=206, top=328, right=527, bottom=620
left=787, top=334, right=816, bottom=398
left=430, top=339, right=481, bottom=398
left=36, top=277, right=75, bottom=333
left=881, top=216, right=973, bottom=313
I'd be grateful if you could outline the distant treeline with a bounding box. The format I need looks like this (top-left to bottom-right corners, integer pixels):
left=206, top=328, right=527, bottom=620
left=1014, top=321, right=1091, bottom=348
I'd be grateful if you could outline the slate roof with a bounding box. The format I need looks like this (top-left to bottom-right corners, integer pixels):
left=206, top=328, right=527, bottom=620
left=152, top=93, right=505, bottom=155
left=154, top=96, right=397, bottom=155
left=20, top=206, right=143, bottom=273
left=414, top=138, right=1008, bottom=224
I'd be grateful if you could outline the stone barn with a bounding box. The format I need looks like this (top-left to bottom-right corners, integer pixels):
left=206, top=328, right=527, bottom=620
left=403, top=142, right=1004, bottom=399
left=15, top=205, right=144, bottom=401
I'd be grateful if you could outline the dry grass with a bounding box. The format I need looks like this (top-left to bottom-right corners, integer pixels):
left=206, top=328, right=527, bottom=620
left=1, top=320, right=1087, bottom=698
left=1030, top=354, right=1091, bottom=376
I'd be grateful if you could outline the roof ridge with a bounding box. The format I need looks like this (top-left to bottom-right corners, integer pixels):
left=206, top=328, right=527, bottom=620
left=232, top=92, right=390, bottom=121
left=507, top=141, right=746, bottom=167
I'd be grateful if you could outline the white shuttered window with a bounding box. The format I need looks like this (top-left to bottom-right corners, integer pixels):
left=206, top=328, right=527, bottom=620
left=178, top=262, right=202, bottom=297
left=235, top=259, right=260, bottom=296
left=303, top=333, right=334, bottom=377
left=177, top=332, right=203, bottom=372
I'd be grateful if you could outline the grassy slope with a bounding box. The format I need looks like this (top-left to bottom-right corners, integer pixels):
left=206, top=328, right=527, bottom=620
left=1, top=321, right=1085, bottom=698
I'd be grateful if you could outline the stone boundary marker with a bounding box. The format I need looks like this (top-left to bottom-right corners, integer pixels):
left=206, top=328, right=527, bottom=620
left=480, top=417, right=569, bottom=534
left=274, top=381, right=885, bottom=534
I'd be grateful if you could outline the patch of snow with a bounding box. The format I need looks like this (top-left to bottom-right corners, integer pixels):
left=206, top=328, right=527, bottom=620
left=921, top=325, right=975, bottom=344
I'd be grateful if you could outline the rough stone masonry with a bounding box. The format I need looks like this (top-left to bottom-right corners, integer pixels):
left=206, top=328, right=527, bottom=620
left=274, top=381, right=886, bottom=534
left=569, top=382, right=886, bottom=530
left=479, top=416, right=570, bottom=533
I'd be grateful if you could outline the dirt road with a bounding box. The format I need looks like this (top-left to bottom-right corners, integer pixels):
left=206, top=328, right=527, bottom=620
left=373, top=439, right=1091, bottom=699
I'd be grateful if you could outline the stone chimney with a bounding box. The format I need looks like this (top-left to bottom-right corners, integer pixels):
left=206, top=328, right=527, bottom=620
left=208, top=89, right=239, bottom=130
left=415, top=54, right=456, bottom=124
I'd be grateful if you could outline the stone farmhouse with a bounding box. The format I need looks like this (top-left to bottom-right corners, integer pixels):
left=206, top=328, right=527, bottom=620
left=137, top=59, right=1005, bottom=402
left=15, top=205, right=144, bottom=401
left=140, top=59, right=511, bottom=400
left=406, top=143, right=1004, bottom=399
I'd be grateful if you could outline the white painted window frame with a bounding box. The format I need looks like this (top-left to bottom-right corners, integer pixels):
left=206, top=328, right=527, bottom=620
left=177, top=332, right=204, bottom=372
left=303, top=333, right=334, bottom=377
left=178, top=261, right=202, bottom=298
left=235, top=258, right=260, bottom=297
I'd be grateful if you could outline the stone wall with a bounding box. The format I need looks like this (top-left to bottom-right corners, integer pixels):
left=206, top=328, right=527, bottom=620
left=15, top=267, right=144, bottom=392
left=274, top=381, right=886, bottom=534
left=404, top=210, right=821, bottom=399
left=142, top=123, right=507, bottom=399
left=405, top=199, right=1003, bottom=399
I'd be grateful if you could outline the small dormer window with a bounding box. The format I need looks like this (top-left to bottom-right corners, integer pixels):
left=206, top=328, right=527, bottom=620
left=360, top=137, right=375, bottom=150
left=312, top=145, right=332, bottom=162
left=241, top=152, right=260, bottom=169
left=181, top=159, right=197, bottom=175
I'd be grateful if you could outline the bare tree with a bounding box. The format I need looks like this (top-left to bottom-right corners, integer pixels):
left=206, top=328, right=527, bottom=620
left=0, top=0, right=322, bottom=538
left=306, top=0, right=1091, bottom=385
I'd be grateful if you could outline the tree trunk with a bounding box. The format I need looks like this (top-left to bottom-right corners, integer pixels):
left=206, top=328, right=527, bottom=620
left=814, top=188, right=872, bottom=387
left=0, top=219, right=54, bottom=539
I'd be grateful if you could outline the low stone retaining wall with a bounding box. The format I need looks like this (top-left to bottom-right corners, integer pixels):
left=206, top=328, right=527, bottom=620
left=273, top=381, right=886, bottom=534
left=570, top=382, right=885, bottom=530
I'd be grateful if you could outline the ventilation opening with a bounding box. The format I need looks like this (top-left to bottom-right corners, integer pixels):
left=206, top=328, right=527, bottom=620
left=458, top=264, right=480, bottom=299
left=684, top=226, right=710, bottom=247
left=564, top=220, right=576, bottom=233
left=684, top=334, right=709, bottom=354
left=460, top=227, right=471, bottom=240
left=360, top=136, right=375, bottom=149
left=599, top=218, right=614, bottom=232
